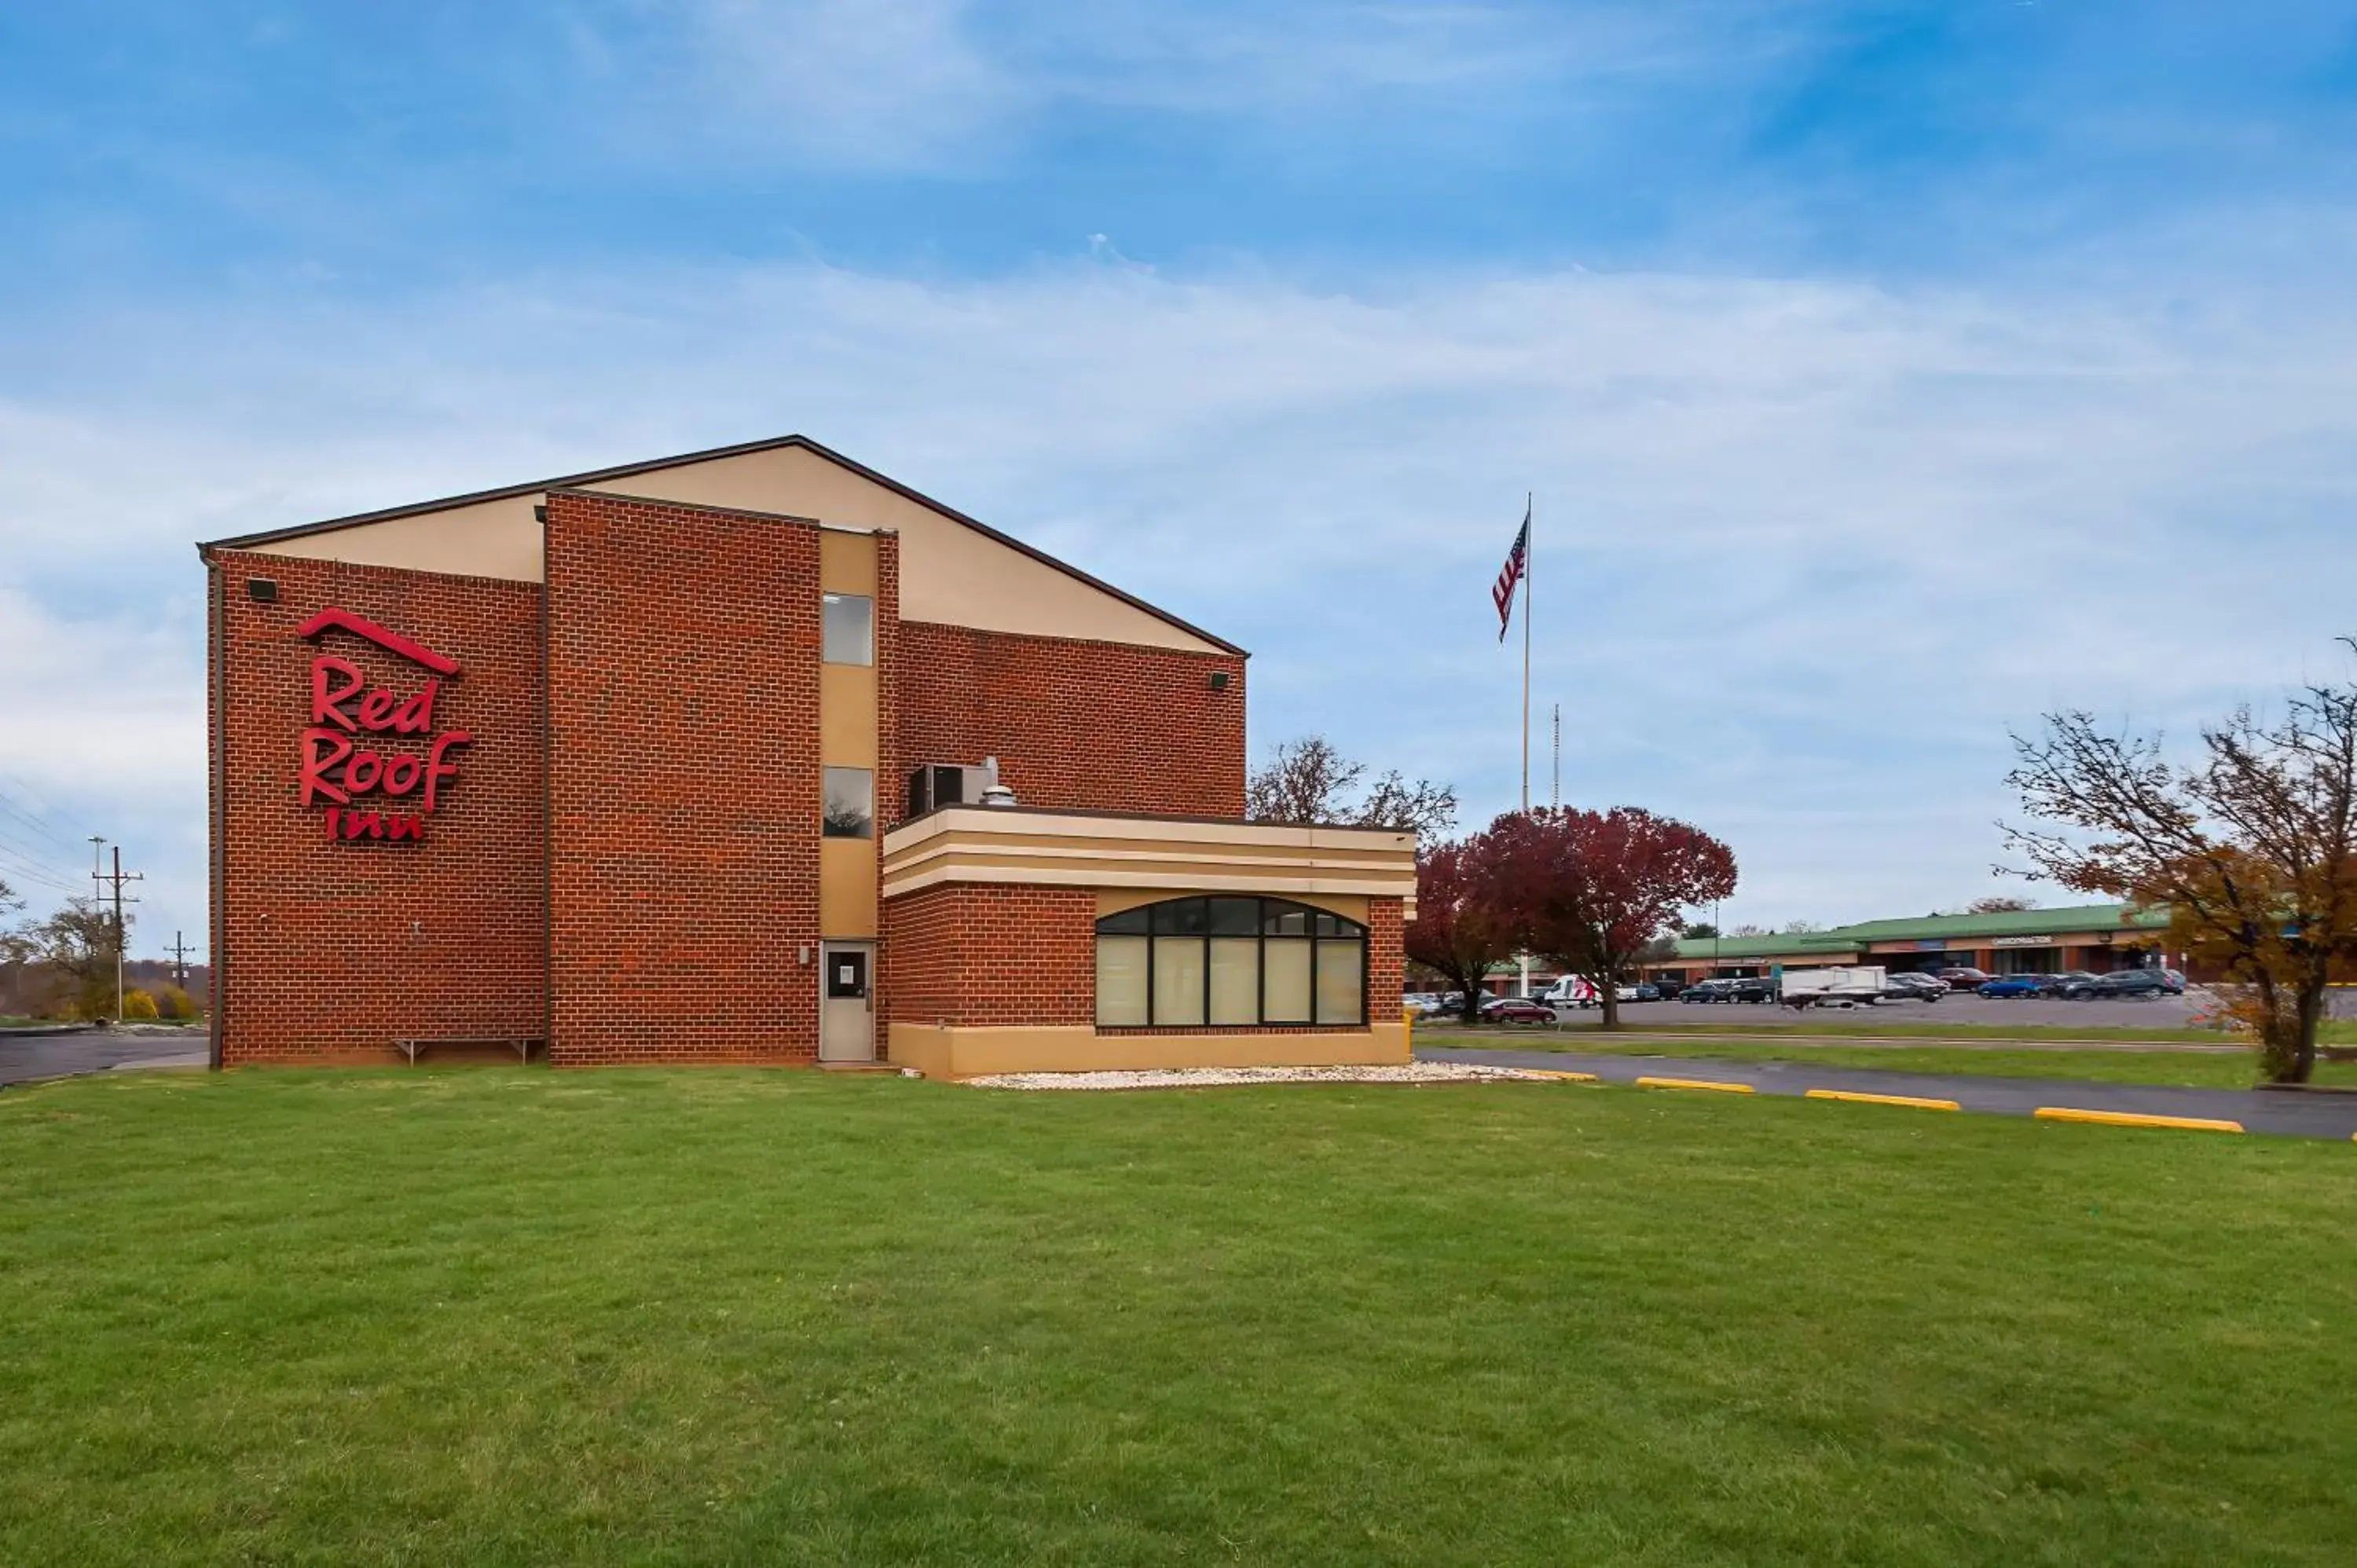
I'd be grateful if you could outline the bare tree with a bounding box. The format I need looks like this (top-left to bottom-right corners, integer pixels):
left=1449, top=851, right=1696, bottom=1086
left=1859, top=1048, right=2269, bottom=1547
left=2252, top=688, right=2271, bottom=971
left=2005, top=644, right=2357, bottom=1083
left=1246, top=735, right=1456, bottom=836
left=3, top=898, right=119, bottom=1020
left=1356, top=771, right=1458, bottom=837
left=1967, top=895, right=2038, bottom=914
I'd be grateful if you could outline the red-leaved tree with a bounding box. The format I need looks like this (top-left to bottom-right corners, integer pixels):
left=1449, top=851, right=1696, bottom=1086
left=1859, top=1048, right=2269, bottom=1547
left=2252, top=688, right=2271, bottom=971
left=1403, top=837, right=1517, bottom=1024
left=1486, top=807, right=1739, bottom=1029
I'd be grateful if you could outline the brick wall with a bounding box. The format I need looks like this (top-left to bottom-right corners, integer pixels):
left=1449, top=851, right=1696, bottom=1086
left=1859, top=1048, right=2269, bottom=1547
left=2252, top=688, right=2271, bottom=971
left=882, top=883, right=1097, bottom=1029
left=894, top=623, right=1245, bottom=818
left=544, top=491, right=823, bottom=1064
left=208, top=550, right=545, bottom=1063
left=1366, top=896, right=1405, bottom=1016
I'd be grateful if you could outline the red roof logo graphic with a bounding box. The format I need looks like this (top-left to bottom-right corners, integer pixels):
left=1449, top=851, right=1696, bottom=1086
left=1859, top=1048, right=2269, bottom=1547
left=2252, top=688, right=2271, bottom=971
left=295, top=608, right=461, bottom=676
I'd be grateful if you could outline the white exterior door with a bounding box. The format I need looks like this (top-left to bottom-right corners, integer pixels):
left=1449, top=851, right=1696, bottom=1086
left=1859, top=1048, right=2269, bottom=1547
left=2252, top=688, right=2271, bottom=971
left=819, top=942, right=876, bottom=1062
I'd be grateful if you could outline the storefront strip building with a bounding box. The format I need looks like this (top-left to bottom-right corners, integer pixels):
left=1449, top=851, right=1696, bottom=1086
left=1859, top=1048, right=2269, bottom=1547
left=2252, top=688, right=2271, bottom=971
left=1439, top=903, right=2181, bottom=998
left=200, top=436, right=1414, bottom=1072
left=1638, top=903, right=2178, bottom=988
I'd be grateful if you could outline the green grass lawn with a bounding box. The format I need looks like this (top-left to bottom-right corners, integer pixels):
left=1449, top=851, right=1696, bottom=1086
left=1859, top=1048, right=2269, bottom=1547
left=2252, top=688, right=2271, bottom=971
left=3, top=1069, right=2355, bottom=1566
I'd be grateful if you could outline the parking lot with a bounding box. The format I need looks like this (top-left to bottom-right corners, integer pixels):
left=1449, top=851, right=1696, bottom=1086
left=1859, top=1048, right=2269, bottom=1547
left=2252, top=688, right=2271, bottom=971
left=1580, top=992, right=2217, bottom=1031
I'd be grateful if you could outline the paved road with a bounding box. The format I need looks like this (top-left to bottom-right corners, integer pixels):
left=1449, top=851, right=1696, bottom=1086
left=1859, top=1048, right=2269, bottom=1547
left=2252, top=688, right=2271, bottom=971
left=0, top=1028, right=209, bottom=1087
left=1421, top=1045, right=2357, bottom=1141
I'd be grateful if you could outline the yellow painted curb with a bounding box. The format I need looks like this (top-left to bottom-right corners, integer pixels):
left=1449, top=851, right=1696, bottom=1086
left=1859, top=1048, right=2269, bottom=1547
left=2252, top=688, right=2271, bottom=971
left=2033, top=1107, right=2244, bottom=1134
left=1804, top=1089, right=1961, bottom=1112
left=1521, top=1069, right=1600, bottom=1083
left=1635, top=1075, right=1756, bottom=1094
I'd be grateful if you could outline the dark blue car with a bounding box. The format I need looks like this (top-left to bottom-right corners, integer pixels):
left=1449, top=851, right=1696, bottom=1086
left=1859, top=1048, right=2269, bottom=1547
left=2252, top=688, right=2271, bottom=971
left=1976, top=976, right=2045, bottom=998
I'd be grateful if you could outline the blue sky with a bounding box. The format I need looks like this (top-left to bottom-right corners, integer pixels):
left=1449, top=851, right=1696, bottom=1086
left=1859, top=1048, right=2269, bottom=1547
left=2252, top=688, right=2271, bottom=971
left=3, top=1, right=2356, bottom=954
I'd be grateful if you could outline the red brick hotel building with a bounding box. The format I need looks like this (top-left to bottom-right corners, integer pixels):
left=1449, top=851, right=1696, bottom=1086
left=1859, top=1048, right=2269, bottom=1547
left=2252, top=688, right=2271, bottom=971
left=200, top=436, right=1414, bottom=1074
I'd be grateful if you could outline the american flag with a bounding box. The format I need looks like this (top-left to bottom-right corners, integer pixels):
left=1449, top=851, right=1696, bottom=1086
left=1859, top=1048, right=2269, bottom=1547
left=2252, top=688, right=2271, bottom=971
left=1492, top=503, right=1530, bottom=641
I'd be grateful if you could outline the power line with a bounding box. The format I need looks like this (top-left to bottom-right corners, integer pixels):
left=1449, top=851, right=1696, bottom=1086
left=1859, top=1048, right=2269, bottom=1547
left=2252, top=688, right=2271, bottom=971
left=0, top=822, right=83, bottom=880
left=0, top=857, right=82, bottom=898
left=0, top=779, right=86, bottom=855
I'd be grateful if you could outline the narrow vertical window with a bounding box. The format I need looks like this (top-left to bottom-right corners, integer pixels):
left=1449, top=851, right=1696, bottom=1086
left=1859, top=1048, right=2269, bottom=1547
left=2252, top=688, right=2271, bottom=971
left=1096, top=936, right=1149, bottom=1026
left=823, top=767, right=874, bottom=838
left=823, top=593, right=874, bottom=665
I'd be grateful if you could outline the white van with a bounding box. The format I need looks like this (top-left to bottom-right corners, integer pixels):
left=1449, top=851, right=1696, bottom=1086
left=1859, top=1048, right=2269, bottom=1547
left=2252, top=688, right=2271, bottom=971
left=1534, top=975, right=1600, bottom=1011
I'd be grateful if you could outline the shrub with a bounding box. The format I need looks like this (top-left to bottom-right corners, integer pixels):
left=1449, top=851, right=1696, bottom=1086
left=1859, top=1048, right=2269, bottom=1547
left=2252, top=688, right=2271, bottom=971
left=156, top=984, right=196, bottom=1020
left=121, top=989, right=160, bottom=1021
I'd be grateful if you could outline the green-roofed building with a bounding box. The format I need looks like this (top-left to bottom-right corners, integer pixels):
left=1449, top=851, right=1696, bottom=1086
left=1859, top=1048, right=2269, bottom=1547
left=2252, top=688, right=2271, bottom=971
left=1640, top=903, right=2174, bottom=987
left=1419, top=903, right=2178, bottom=999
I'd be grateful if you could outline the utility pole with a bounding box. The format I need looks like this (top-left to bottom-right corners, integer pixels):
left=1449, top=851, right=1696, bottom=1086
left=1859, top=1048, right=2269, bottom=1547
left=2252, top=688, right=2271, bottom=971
left=167, top=930, right=196, bottom=989
left=90, top=841, right=142, bottom=1020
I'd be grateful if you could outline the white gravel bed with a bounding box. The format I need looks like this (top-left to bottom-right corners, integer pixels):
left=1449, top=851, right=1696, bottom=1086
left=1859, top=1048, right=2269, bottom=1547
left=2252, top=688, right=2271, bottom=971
left=964, top=1061, right=1552, bottom=1091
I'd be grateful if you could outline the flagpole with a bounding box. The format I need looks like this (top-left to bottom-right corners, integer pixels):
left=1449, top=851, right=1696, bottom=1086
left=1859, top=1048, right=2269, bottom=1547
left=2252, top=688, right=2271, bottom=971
left=1520, top=492, right=1532, bottom=813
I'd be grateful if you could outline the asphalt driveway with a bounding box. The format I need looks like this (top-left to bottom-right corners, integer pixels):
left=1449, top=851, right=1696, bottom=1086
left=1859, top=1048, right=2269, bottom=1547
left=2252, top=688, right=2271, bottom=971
left=0, top=1028, right=209, bottom=1087
left=1422, top=1044, right=2357, bottom=1140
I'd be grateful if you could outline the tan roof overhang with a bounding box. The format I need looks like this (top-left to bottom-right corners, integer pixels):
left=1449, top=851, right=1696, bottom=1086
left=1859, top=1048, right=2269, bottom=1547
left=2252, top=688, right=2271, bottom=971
left=882, top=807, right=1417, bottom=914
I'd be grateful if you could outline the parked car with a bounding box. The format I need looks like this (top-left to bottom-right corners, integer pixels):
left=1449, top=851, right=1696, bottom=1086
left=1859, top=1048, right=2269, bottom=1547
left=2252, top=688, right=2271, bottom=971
left=1934, top=966, right=1992, bottom=991
left=1726, top=977, right=1780, bottom=1004
left=1679, top=980, right=1736, bottom=1003
left=1882, top=973, right=1948, bottom=1002
left=1478, top=996, right=1556, bottom=1024
left=1631, top=982, right=1663, bottom=1002
left=2047, top=971, right=2106, bottom=998
left=1975, top=976, right=2046, bottom=998
left=2081, top=969, right=2172, bottom=1000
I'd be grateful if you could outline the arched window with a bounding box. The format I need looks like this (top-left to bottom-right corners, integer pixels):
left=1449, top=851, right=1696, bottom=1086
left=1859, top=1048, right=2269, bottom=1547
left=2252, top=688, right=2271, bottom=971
left=1094, top=896, right=1366, bottom=1028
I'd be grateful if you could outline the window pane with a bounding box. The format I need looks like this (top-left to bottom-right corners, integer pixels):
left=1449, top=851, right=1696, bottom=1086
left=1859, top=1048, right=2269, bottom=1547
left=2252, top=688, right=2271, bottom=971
left=822, top=767, right=873, bottom=838
left=1208, top=897, right=1259, bottom=936
left=822, top=593, right=873, bottom=665
left=1152, top=937, right=1206, bottom=1025
left=1097, top=936, right=1149, bottom=1026
left=1316, top=940, right=1364, bottom=1024
left=1209, top=938, right=1259, bottom=1025
left=1153, top=899, right=1208, bottom=936
left=1096, top=905, right=1150, bottom=935
left=1263, top=939, right=1311, bottom=1022
left=1264, top=903, right=1309, bottom=937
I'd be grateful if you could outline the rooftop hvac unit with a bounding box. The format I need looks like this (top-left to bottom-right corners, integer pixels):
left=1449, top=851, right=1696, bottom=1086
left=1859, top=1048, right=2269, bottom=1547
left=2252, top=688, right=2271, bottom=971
left=905, top=764, right=995, bottom=820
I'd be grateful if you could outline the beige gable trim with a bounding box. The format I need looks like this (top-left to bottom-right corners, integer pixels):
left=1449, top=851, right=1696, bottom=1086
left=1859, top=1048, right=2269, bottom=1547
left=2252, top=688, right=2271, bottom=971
left=208, top=434, right=1239, bottom=654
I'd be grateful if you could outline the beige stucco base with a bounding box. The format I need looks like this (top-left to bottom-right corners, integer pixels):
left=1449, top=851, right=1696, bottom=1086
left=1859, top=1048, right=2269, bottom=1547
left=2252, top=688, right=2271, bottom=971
left=889, top=1021, right=1409, bottom=1079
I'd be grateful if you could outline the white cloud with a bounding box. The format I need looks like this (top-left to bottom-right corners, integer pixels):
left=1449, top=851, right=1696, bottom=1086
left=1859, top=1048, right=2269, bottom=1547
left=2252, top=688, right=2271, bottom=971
left=5, top=236, right=2355, bottom=936
left=566, top=0, right=1798, bottom=174
left=0, top=582, right=207, bottom=938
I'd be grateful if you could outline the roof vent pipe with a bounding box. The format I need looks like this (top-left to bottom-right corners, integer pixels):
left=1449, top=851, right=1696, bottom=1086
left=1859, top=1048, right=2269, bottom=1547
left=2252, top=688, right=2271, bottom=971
left=978, top=755, right=1018, bottom=808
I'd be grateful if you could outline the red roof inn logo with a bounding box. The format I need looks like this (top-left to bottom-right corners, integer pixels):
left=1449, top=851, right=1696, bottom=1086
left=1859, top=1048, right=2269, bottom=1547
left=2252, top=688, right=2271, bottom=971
left=295, top=608, right=471, bottom=844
